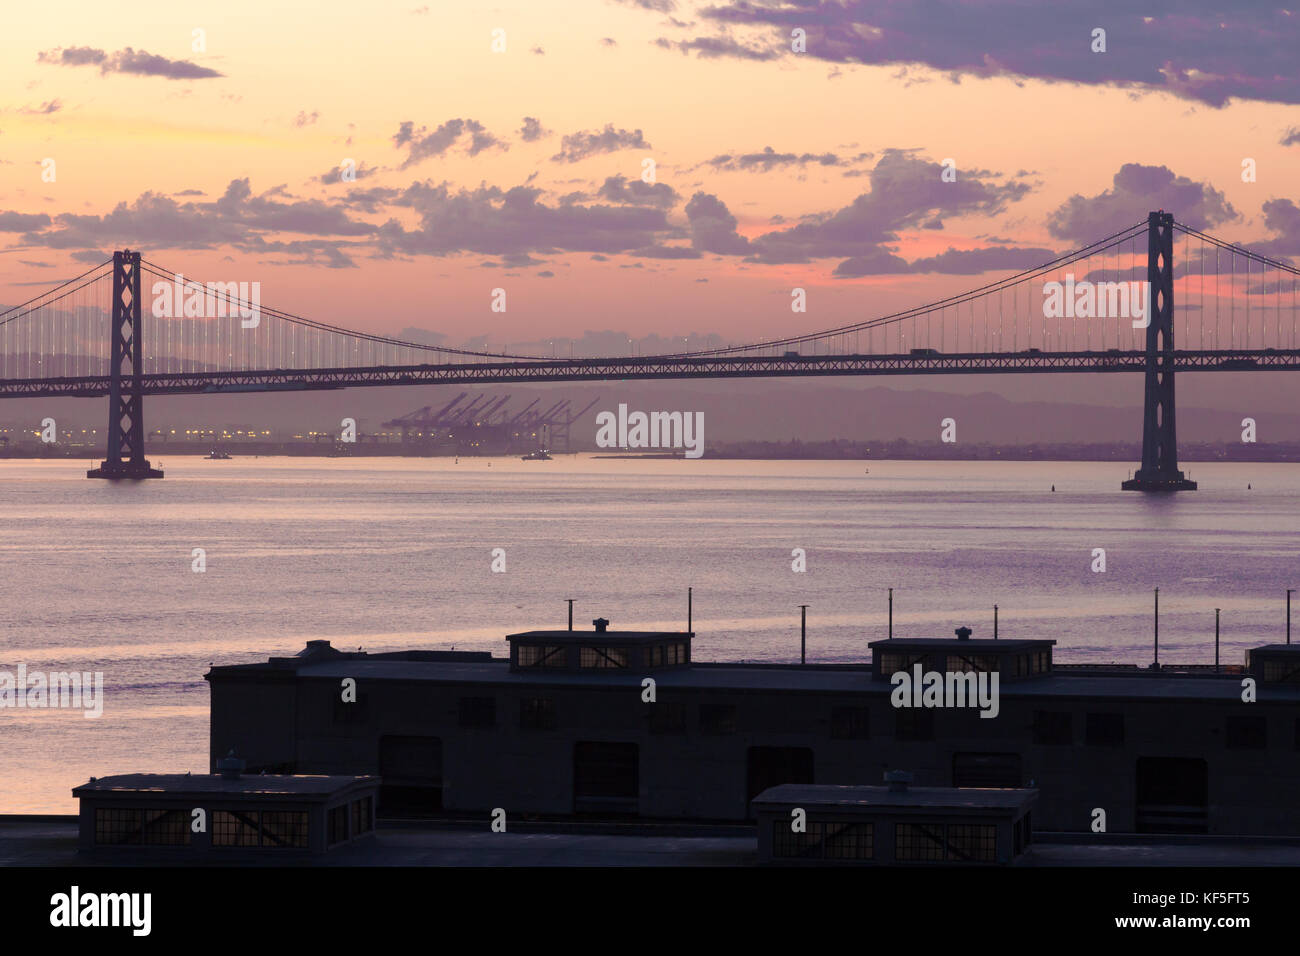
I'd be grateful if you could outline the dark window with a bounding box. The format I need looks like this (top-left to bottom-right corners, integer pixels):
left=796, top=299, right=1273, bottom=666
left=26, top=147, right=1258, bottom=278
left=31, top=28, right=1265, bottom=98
left=1225, top=715, right=1266, bottom=750
left=378, top=735, right=443, bottom=815
left=354, top=797, right=373, bottom=834
left=94, top=808, right=142, bottom=846
left=579, top=646, right=628, bottom=668
left=700, top=703, right=738, bottom=735
left=894, top=822, right=946, bottom=861
left=830, top=706, right=870, bottom=740
left=1293, top=717, right=1300, bottom=750
left=1086, top=712, right=1125, bottom=747
left=520, top=697, right=557, bottom=731
left=458, top=696, right=496, bottom=728
left=212, top=810, right=260, bottom=847
left=517, top=644, right=566, bottom=668
left=573, top=742, right=639, bottom=814
left=823, top=822, right=874, bottom=860
left=142, top=809, right=191, bottom=846
left=1135, top=757, right=1208, bottom=834
left=773, top=820, right=872, bottom=861
left=945, top=824, right=997, bottom=862
left=894, top=708, right=934, bottom=741
left=773, top=820, right=824, bottom=859
left=952, top=752, right=1021, bottom=788
left=1032, top=710, right=1072, bottom=745
left=328, top=804, right=349, bottom=844
left=649, top=700, right=687, bottom=735
left=261, top=811, right=309, bottom=848
left=746, top=747, right=815, bottom=808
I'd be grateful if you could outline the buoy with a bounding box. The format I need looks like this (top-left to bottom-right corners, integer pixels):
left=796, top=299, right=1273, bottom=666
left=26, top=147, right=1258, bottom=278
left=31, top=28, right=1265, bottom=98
left=1051, top=485, right=1055, bottom=492
left=1248, top=483, right=1251, bottom=489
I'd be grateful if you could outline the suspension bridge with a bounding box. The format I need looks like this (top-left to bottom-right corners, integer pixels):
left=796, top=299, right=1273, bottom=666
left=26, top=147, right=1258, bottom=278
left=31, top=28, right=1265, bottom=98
left=1, top=211, right=1297, bottom=487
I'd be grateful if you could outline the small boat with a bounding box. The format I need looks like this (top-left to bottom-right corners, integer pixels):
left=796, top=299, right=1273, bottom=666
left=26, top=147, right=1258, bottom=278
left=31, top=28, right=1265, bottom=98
left=521, top=449, right=553, bottom=461
left=205, top=450, right=232, bottom=460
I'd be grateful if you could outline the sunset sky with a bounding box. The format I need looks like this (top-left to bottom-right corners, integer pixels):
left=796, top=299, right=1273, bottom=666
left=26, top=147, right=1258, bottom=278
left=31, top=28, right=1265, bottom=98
left=2, top=0, right=1298, bottom=354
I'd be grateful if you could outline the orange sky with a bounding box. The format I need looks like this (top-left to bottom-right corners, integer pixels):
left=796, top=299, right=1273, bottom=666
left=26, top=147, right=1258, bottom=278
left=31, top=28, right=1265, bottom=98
left=2, top=0, right=1298, bottom=348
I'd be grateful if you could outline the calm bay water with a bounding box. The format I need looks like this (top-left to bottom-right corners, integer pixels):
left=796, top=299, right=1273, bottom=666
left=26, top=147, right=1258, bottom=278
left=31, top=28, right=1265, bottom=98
left=1, top=454, right=1297, bottom=812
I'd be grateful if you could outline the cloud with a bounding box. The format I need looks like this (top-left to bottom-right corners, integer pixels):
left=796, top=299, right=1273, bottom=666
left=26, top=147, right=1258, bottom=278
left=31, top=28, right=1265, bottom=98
left=16, top=178, right=375, bottom=253
left=655, top=2, right=1300, bottom=106
left=614, top=0, right=677, bottom=10
left=69, top=249, right=109, bottom=264
left=657, top=35, right=780, bottom=61
left=597, top=174, right=680, bottom=208
left=747, top=148, right=1031, bottom=264
left=377, top=181, right=671, bottom=256
left=1282, top=127, right=1300, bottom=147
left=551, top=124, right=649, bottom=163
left=519, top=116, right=550, bottom=142
left=1254, top=198, right=1300, bottom=257
left=602, top=37, right=619, bottom=47
left=1046, top=163, right=1237, bottom=243
left=38, top=46, right=223, bottom=80
left=293, top=110, right=320, bottom=128
left=704, top=145, right=847, bottom=172
left=19, top=99, right=62, bottom=115
left=0, top=211, right=53, bottom=232
left=685, top=192, right=751, bottom=254
left=393, top=118, right=506, bottom=167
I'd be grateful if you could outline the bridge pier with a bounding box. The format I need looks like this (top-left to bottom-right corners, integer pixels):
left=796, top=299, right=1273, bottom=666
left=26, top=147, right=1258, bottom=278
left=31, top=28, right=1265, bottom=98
left=1122, top=212, right=1195, bottom=492
left=88, top=250, right=163, bottom=480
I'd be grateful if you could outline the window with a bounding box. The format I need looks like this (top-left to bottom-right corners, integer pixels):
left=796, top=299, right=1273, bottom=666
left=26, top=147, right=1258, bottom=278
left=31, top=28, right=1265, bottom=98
left=1226, top=715, right=1266, bottom=750
left=212, top=810, right=260, bottom=847
left=520, top=697, right=557, bottom=731
left=894, top=822, right=946, bottom=861
left=573, top=742, right=639, bottom=814
left=894, top=822, right=996, bottom=863
left=647, top=645, right=664, bottom=668
left=1033, top=650, right=1051, bottom=674
left=95, top=808, right=142, bottom=846
left=773, top=820, right=825, bottom=859
left=579, top=646, right=628, bottom=669
left=894, top=708, right=934, bottom=741
left=328, top=804, right=349, bottom=845
left=518, top=644, right=566, bottom=668
left=944, top=824, right=997, bottom=862
left=773, top=820, right=874, bottom=861
left=1032, top=710, right=1072, bottom=745
left=947, top=654, right=999, bottom=674
left=700, top=703, right=737, bottom=735
left=1258, top=660, right=1300, bottom=683
left=349, top=798, right=373, bottom=839
left=665, top=642, right=688, bottom=665
left=823, top=822, right=874, bottom=860
left=952, top=753, right=1021, bottom=789
left=649, top=700, right=687, bottom=735
left=141, top=809, right=191, bottom=846
left=878, top=651, right=926, bottom=676
left=261, top=811, right=309, bottom=848
left=1086, top=712, right=1125, bottom=747
left=458, top=696, right=496, bottom=728
left=830, top=706, right=870, bottom=740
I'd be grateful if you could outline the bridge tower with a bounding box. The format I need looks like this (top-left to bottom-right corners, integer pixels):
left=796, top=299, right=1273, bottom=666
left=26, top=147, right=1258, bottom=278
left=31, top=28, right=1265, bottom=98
left=1121, top=212, right=1195, bottom=491
left=88, top=250, right=164, bottom=479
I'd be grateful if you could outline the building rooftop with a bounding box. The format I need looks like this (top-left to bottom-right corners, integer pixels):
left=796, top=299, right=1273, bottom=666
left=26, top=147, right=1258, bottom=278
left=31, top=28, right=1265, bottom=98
left=508, top=629, right=693, bottom=645
left=868, top=637, right=1055, bottom=650
left=751, top=783, right=1036, bottom=812
left=72, top=773, right=377, bottom=798
left=205, top=653, right=1300, bottom=700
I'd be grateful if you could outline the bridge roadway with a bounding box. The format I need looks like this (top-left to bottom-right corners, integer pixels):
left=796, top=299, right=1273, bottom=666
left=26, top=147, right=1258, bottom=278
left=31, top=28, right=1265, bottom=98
left=1, top=348, right=1298, bottom=398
